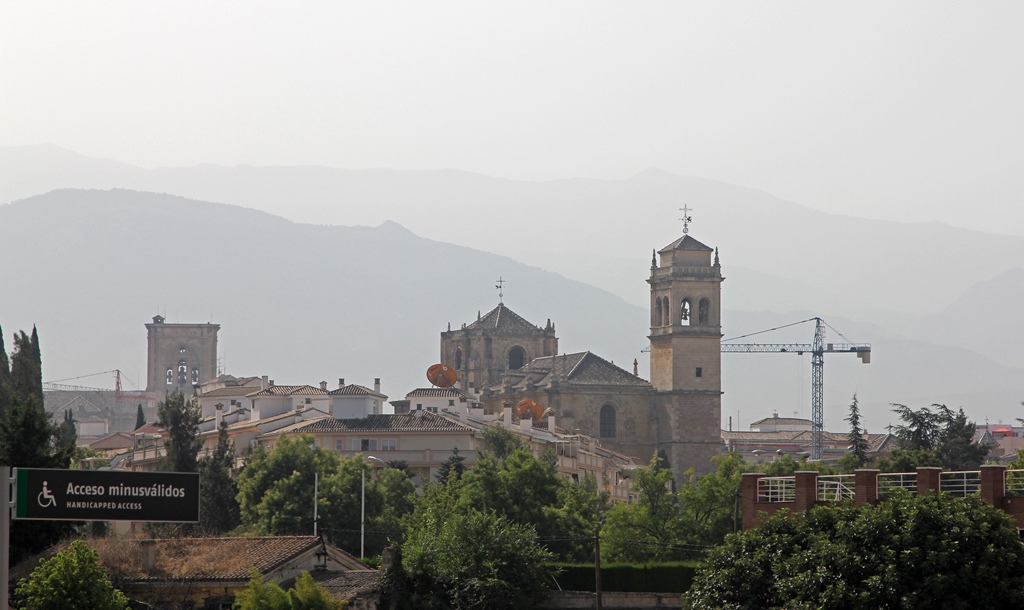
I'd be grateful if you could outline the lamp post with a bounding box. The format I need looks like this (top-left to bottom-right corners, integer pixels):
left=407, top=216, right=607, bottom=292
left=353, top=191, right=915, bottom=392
left=361, top=455, right=386, bottom=559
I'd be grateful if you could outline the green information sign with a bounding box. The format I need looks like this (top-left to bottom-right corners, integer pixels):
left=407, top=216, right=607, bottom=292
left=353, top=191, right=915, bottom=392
left=14, top=468, right=199, bottom=522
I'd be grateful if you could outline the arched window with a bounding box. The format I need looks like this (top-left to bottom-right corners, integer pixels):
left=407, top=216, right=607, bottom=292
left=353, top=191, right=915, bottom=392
left=191, top=367, right=199, bottom=384
left=680, top=299, right=692, bottom=326
left=508, top=346, right=526, bottom=370
left=166, top=369, right=173, bottom=385
left=454, top=348, right=463, bottom=370
left=600, top=404, right=616, bottom=438
left=177, top=360, right=187, bottom=385
left=698, top=298, right=710, bottom=326
left=654, top=298, right=663, bottom=326
left=662, top=297, right=670, bottom=324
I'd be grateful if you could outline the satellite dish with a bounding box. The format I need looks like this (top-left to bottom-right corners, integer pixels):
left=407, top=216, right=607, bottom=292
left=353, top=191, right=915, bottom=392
left=426, top=364, right=458, bottom=388
left=515, top=399, right=545, bottom=422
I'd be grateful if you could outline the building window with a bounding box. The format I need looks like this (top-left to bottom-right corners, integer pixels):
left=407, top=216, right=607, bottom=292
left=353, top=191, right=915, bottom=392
left=600, top=404, right=616, bottom=438
left=455, top=348, right=463, bottom=370
left=177, top=360, right=187, bottom=385
left=696, top=367, right=702, bottom=378
left=166, top=369, right=173, bottom=384
left=360, top=439, right=378, bottom=451
left=304, top=397, right=312, bottom=404
left=427, top=406, right=438, bottom=413
left=335, top=439, right=345, bottom=451
left=680, top=299, right=692, bottom=326
left=191, top=367, right=199, bottom=384
left=508, top=346, right=526, bottom=370
left=381, top=438, right=397, bottom=451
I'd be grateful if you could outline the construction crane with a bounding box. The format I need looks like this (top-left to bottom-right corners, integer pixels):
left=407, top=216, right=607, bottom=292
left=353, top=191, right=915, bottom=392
left=721, top=317, right=871, bottom=460
left=43, top=369, right=148, bottom=402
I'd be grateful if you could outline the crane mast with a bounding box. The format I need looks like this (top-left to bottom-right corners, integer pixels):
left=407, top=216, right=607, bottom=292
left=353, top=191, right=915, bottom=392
left=721, top=317, right=870, bottom=460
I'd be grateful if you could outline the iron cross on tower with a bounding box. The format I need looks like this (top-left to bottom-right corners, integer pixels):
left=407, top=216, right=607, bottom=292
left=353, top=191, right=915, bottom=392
left=679, top=204, right=693, bottom=234
left=495, top=276, right=506, bottom=303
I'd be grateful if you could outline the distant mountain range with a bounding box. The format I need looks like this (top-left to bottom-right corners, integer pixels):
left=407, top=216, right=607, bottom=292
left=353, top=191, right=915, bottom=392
left=1, top=145, right=1022, bottom=432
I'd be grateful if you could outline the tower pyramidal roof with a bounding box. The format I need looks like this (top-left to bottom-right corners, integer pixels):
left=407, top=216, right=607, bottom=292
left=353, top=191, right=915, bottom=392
left=464, top=302, right=542, bottom=333
left=659, top=234, right=713, bottom=253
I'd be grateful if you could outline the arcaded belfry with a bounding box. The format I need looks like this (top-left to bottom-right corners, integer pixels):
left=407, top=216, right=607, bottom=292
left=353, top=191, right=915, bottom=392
left=443, top=230, right=725, bottom=479
left=145, top=315, right=220, bottom=392
left=648, top=234, right=724, bottom=477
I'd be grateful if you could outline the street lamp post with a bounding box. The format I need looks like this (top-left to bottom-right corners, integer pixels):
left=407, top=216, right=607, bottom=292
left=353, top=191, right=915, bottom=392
left=361, top=455, right=386, bottom=559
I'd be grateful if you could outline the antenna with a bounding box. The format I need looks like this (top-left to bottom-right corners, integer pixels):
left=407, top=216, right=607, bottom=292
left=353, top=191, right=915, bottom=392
left=679, top=204, right=693, bottom=234
left=495, top=276, right=506, bottom=303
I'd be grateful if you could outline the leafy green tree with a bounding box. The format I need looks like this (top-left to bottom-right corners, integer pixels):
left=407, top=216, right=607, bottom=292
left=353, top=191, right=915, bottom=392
left=845, top=394, right=869, bottom=467
left=480, top=423, right=525, bottom=459
left=237, top=434, right=343, bottom=536
left=199, top=420, right=241, bottom=534
left=287, top=571, right=345, bottom=609
left=888, top=403, right=990, bottom=470
left=135, top=403, right=146, bottom=430
left=875, top=448, right=940, bottom=472
left=684, top=492, right=1024, bottom=610
left=157, top=390, right=203, bottom=472
left=544, top=472, right=609, bottom=562
left=677, top=451, right=746, bottom=545
left=14, top=540, right=129, bottom=610
left=233, top=568, right=290, bottom=609
left=602, top=454, right=686, bottom=562
left=400, top=508, right=553, bottom=610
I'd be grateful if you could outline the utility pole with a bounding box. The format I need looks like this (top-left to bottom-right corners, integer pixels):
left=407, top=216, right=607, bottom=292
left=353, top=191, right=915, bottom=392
left=594, top=528, right=602, bottom=610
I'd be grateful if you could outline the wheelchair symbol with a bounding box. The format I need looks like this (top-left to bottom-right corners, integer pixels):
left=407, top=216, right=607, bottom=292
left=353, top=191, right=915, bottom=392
left=37, top=481, right=55, bottom=508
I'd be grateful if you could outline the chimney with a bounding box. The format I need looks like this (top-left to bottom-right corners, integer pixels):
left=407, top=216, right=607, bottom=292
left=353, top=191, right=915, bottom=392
left=548, top=414, right=556, bottom=433
left=503, top=402, right=513, bottom=430
left=320, top=381, right=327, bottom=391
left=633, top=358, right=639, bottom=377
left=374, top=378, right=381, bottom=394
left=338, top=378, right=345, bottom=389
left=140, top=540, right=157, bottom=572
left=215, top=403, right=223, bottom=428
left=520, top=417, right=532, bottom=432
left=261, top=375, right=268, bottom=390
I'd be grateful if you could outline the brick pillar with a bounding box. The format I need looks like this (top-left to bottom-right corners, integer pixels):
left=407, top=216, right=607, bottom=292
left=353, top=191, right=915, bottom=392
left=741, top=473, right=764, bottom=530
left=980, top=464, right=1006, bottom=505
left=854, top=469, right=879, bottom=508
left=916, top=467, right=941, bottom=496
left=793, top=471, right=818, bottom=513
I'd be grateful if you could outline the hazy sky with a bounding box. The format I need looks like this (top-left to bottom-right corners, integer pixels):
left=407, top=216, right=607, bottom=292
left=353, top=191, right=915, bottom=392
left=4, top=2, right=1023, bottom=234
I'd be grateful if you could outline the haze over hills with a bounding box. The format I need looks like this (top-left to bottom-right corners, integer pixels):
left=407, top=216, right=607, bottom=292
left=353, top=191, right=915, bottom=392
left=1, top=186, right=1022, bottom=433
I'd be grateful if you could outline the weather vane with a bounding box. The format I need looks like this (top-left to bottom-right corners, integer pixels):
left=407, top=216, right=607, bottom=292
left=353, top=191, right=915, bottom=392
left=679, top=204, right=693, bottom=234
left=495, top=276, right=505, bottom=303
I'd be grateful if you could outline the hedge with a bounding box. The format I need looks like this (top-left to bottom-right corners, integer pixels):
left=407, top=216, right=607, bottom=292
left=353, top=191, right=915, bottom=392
left=546, top=562, right=699, bottom=593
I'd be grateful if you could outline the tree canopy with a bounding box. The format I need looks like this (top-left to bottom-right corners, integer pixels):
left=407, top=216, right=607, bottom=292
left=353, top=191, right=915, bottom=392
left=684, top=492, right=1024, bottom=610
left=883, top=403, right=991, bottom=471
left=157, top=390, right=203, bottom=472
left=15, top=540, right=129, bottom=610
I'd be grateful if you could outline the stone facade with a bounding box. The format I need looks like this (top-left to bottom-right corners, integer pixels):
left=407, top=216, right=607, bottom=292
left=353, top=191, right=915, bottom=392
left=440, top=303, right=557, bottom=392
left=450, top=233, right=725, bottom=479
left=145, top=315, right=219, bottom=392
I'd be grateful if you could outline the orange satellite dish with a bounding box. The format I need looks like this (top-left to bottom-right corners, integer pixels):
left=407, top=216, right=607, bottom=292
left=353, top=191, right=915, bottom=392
left=426, top=364, right=458, bottom=388
left=515, top=399, right=545, bottom=421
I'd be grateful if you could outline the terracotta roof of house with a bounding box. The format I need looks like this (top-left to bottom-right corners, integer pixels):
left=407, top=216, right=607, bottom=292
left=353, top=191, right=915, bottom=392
left=251, top=385, right=329, bottom=397
left=89, top=432, right=134, bottom=450
left=405, top=388, right=466, bottom=398
left=264, top=413, right=475, bottom=437
left=329, top=384, right=385, bottom=398
left=750, top=416, right=812, bottom=427
left=722, top=430, right=892, bottom=452
left=198, top=386, right=261, bottom=398
left=133, top=422, right=165, bottom=436
left=464, top=303, right=543, bottom=334
left=292, top=569, right=380, bottom=600
left=86, top=536, right=366, bottom=582
left=659, top=234, right=713, bottom=253
left=498, top=351, right=651, bottom=390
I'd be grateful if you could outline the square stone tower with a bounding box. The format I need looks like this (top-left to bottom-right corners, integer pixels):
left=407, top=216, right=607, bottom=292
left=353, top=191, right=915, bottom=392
left=648, top=235, right=724, bottom=476
left=145, top=315, right=220, bottom=392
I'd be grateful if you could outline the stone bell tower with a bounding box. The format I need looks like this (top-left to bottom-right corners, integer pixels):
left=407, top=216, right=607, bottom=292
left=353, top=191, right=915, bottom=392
left=648, top=233, right=724, bottom=476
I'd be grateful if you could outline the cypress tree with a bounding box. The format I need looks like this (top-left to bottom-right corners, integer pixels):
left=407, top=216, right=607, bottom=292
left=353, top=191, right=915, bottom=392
left=0, top=323, right=10, bottom=416
left=846, top=394, right=870, bottom=467
left=10, top=329, right=43, bottom=408
left=135, top=404, right=146, bottom=430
